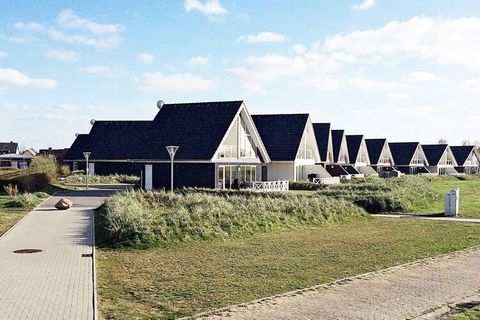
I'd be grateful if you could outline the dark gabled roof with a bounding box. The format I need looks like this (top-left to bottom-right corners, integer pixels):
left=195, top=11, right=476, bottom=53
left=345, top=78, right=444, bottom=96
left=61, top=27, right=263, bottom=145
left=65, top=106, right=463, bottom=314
left=313, top=123, right=330, bottom=162
left=366, top=139, right=387, bottom=164
left=450, top=146, right=476, bottom=166
left=0, top=142, right=18, bottom=154
left=143, top=101, right=243, bottom=160
left=346, top=135, right=363, bottom=164
left=422, top=144, right=448, bottom=166
left=389, top=142, right=420, bottom=166
left=88, top=121, right=151, bottom=160
left=64, top=134, right=91, bottom=160
left=252, top=114, right=309, bottom=161
left=331, top=130, right=345, bottom=163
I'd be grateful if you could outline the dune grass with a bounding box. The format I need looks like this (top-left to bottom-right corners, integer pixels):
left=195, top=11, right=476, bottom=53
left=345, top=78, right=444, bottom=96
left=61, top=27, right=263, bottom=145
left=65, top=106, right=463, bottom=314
left=96, top=218, right=480, bottom=320
left=408, top=176, right=480, bottom=218
left=0, top=194, right=42, bottom=235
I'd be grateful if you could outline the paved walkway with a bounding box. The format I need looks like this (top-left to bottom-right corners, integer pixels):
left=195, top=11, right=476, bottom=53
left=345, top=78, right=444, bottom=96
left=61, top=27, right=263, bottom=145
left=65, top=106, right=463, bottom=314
left=197, top=247, right=480, bottom=320
left=0, top=189, right=114, bottom=320
left=373, top=214, right=480, bottom=224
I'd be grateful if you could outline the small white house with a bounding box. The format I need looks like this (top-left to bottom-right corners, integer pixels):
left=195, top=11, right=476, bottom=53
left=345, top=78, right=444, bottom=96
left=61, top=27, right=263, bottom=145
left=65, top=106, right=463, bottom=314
left=450, top=145, right=480, bottom=175
left=389, top=142, right=430, bottom=174
left=422, top=144, right=458, bottom=175
left=365, top=139, right=395, bottom=173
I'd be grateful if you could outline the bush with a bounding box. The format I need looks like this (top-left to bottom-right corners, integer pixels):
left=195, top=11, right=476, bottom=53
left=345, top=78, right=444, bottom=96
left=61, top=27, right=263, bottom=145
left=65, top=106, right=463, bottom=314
left=57, top=165, right=70, bottom=177
left=3, top=183, right=19, bottom=197
left=8, top=193, right=40, bottom=208
left=314, top=176, right=439, bottom=213
left=64, top=174, right=140, bottom=185
left=96, top=189, right=366, bottom=247
left=28, top=156, right=58, bottom=178
left=34, top=192, right=50, bottom=199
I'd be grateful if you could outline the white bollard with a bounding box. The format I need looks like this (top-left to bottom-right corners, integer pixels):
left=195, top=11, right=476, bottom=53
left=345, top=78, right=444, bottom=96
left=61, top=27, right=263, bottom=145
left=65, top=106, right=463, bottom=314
left=444, top=188, right=459, bottom=217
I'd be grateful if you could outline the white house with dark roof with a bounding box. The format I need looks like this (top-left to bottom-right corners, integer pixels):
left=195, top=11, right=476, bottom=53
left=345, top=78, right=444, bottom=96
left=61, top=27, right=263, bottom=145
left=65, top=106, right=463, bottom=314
left=422, top=144, right=458, bottom=175
left=365, top=139, right=395, bottom=173
left=345, top=135, right=376, bottom=176
left=450, top=146, right=480, bottom=175
left=252, top=113, right=332, bottom=182
left=389, top=142, right=430, bottom=174
left=65, top=101, right=272, bottom=190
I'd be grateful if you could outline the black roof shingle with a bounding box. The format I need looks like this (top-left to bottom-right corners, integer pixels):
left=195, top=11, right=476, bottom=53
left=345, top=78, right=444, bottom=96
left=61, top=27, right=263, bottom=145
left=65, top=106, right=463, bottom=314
left=252, top=114, right=309, bottom=161
left=346, top=135, right=363, bottom=164
left=331, top=130, right=346, bottom=163
left=450, top=146, right=477, bottom=166
left=389, top=142, right=420, bottom=166
left=365, top=139, right=387, bottom=165
left=64, top=134, right=91, bottom=160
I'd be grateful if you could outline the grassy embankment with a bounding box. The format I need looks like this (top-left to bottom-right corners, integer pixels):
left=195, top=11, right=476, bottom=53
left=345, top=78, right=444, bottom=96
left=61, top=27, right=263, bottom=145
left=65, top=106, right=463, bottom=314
left=95, top=177, right=480, bottom=319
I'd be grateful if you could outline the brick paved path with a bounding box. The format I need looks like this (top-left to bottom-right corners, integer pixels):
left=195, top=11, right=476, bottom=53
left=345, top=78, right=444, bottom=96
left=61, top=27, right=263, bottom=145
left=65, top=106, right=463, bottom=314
left=0, top=189, right=114, bottom=320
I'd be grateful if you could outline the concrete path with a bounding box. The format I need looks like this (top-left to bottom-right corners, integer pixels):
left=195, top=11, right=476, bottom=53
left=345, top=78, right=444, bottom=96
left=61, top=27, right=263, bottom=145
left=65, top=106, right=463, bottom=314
left=0, top=189, right=115, bottom=320
left=373, top=214, right=480, bottom=224
left=197, top=247, right=480, bottom=320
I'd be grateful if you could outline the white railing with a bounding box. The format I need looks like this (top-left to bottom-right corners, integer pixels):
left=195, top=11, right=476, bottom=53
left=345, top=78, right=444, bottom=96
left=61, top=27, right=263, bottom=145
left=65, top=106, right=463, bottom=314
left=217, top=145, right=236, bottom=159
left=252, top=180, right=289, bottom=191
left=351, top=173, right=365, bottom=179
left=296, top=148, right=314, bottom=160
left=411, top=159, right=424, bottom=165
left=313, top=177, right=340, bottom=185
left=379, top=158, right=391, bottom=164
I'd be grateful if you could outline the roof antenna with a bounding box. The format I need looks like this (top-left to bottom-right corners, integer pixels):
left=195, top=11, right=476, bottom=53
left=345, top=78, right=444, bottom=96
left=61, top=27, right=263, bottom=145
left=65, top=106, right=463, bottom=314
left=90, top=119, right=96, bottom=125
left=157, top=100, right=164, bottom=110
left=75, top=133, right=79, bottom=137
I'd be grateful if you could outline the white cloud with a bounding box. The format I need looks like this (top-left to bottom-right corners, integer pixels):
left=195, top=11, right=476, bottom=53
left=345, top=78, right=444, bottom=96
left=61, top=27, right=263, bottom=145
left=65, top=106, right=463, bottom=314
left=458, top=79, right=480, bottom=92
left=137, top=52, right=155, bottom=64
left=351, top=0, right=376, bottom=10
left=292, top=44, right=306, bottom=54
left=402, top=71, right=446, bottom=83
left=139, top=72, right=216, bottom=92
left=323, top=16, right=480, bottom=70
left=0, top=51, right=7, bottom=59
left=47, top=28, right=122, bottom=49
left=80, top=66, right=113, bottom=74
left=237, top=32, right=287, bottom=44
left=184, top=0, right=228, bottom=16
left=56, top=10, right=124, bottom=36
left=189, top=55, right=209, bottom=66
left=46, top=49, right=78, bottom=61
left=0, top=68, right=58, bottom=89
left=12, top=10, right=124, bottom=49
left=13, top=21, right=46, bottom=32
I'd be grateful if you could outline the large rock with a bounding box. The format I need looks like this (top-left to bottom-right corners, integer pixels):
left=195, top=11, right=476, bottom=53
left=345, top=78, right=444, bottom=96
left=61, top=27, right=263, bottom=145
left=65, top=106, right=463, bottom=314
left=55, top=198, right=73, bottom=210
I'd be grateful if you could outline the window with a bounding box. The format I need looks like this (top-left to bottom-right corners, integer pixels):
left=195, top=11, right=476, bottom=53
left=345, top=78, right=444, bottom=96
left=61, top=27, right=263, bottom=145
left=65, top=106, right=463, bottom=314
left=73, top=162, right=78, bottom=171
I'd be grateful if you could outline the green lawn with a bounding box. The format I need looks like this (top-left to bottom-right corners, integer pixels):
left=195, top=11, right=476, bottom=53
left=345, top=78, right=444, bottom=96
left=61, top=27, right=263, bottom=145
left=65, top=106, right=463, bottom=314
left=96, top=218, right=480, bottom=320
left=409, top=177, right=480, bottom=218
left=453, top=307, right=480, bottom=320
left=0, top=194, right=41, bottom=236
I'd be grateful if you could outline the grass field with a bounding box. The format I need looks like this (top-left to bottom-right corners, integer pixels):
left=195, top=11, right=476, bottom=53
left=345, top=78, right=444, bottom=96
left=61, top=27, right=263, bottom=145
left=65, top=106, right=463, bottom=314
left=409, top=177, right=480, bottom=218
left=453, top=307, right=480, bottom=320
left=96, top=218, right=480, bottom=320
left=0, top=194, right=42, bottom=236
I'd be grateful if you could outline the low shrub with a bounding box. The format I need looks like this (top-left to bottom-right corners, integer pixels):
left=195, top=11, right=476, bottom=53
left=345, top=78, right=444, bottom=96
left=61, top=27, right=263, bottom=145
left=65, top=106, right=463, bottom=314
left=57, top=165, right=71, bottom=177
left=64, top=174, right=140, bottom=185
left=34, top=192, right=50, bottom=199
left=29, top=156, right=58, bottom=179
left=8, top=193, right=40, bottom=208
left=0, top=171, right=52, bottom=193
left=96, top=189, right=366, bottom=247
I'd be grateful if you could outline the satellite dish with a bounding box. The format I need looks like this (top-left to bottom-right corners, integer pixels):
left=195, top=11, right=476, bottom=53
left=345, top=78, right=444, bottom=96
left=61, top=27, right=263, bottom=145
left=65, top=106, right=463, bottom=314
left=75, top=133, right=79, bottom=137
left=156, top=100, right=164, bottom=109
left=90, top=119, right=96, bottom=125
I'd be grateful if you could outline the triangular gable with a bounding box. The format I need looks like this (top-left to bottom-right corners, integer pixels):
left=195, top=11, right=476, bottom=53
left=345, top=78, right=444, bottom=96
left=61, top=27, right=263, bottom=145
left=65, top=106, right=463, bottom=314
left=313, top=123, right=333, bottom=163
left=451, top=146, right=479, bottom=166
left=332, top=130, right=350, bottom=164
left=212, top=103, right=270, bottom=163
left=346, top=135, right=370, bottom=165
left=411, top=144, right=429, bottom=166
left=366, top=139, right=393, bottom=165
left=295, top=116, right=321, bottom=163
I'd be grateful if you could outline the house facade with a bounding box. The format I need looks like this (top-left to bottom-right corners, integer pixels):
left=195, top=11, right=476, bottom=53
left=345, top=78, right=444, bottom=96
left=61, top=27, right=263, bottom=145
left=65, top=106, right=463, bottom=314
left=65, top=101, right=271, bottom=190
left=0, top=142, right=19, bottom=155
left=389, top=142, right=429, bottom=174
left=313, top=123, right=334, bottom=164
left=345, top=135, right=376, bottom=176
left=450, top=146, right=480, bottom=175
left=422, top=144, right=458, bottom=175
left=252, top=114, right=331, bottom=182
left=326, top=129, right=351, bottom=178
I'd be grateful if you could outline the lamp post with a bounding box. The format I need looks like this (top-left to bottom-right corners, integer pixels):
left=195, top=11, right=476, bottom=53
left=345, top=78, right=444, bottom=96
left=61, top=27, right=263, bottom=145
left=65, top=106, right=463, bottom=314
left=165, top=146, right=179, bottom=192
left=83, top=152, right=91, bottom=190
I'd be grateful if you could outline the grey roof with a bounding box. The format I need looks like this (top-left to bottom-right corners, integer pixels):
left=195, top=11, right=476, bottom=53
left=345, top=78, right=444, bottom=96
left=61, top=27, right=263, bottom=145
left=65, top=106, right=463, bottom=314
left=366, top=139, right=387, bottom=165
left=422, top=144, right=448, bottom=166
left=313, top=123, right=331, bottom=162
left=252, top=114, right=309, bottom=161
left=0, top=142, right=18, bottom=154
left=0, top=153, right=33, bottom=159
left=346, top=135, right=364, bottom=164
left=331, top=130, right=346, bottom=163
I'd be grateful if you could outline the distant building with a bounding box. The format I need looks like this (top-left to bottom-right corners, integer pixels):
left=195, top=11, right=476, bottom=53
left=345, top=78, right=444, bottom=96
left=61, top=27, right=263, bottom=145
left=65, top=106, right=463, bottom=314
left=0, top=142, right=19, bottom=155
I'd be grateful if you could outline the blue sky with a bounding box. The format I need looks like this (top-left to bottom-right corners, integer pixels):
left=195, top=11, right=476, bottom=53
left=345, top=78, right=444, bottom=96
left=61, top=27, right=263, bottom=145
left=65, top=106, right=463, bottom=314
left=1, top=0, right=480, bottom=149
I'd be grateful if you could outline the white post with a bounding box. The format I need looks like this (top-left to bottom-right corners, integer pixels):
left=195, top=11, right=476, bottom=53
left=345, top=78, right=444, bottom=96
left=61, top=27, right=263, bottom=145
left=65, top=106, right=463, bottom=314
left=83, top=152, right=91, bottom=190
left=165, top=146, right=179, bottom=192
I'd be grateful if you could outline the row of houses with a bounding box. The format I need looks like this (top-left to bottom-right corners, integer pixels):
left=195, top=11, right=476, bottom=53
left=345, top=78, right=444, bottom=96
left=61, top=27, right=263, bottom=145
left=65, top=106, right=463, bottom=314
left=63, top=100, right=480, bottom=190
left=0, top=142, right=69, bottom=169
